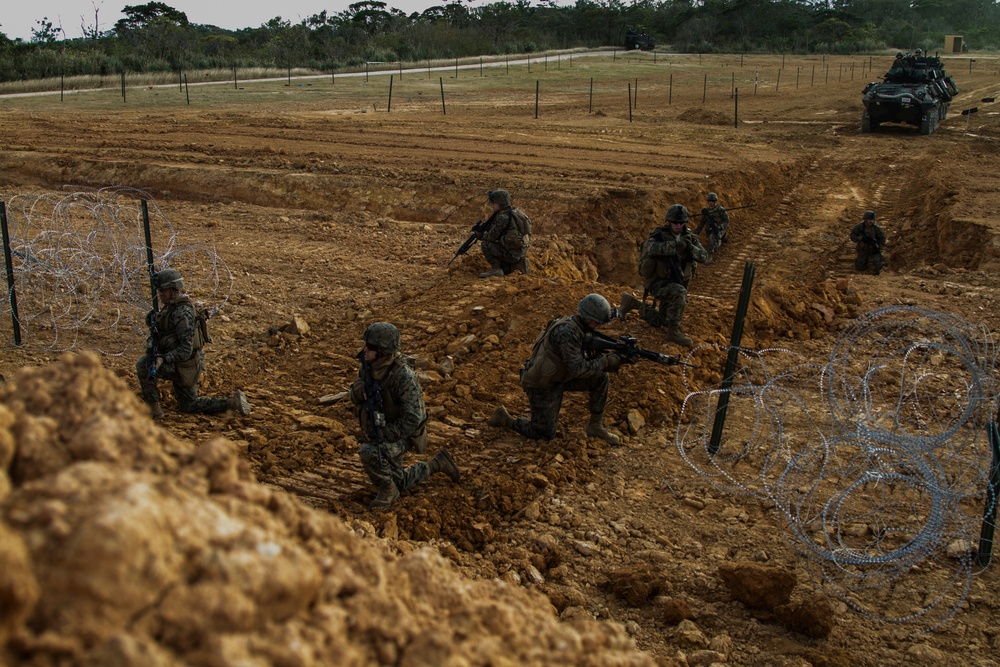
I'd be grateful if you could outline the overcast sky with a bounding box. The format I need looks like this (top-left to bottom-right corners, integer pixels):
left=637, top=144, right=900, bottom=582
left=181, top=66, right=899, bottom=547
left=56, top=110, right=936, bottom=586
left=1, top=0, right=474, bottom=40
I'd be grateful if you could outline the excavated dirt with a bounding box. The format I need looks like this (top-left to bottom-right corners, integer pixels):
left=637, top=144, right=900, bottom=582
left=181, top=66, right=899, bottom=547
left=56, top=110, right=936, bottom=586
left=2, top=53, right=1000, bottom=666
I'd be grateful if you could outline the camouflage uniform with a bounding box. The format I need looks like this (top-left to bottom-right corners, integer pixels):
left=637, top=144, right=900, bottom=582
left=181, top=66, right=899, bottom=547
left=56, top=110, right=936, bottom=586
left=850, top=218, right=886, bottom=275
left=511, top=314, right=610, bottom=440
left=136, top=295, right=229, bottom=414
left=481, top=206, right=530, bottom=274
left=351, top=353, right=432, bottom=493
left=694, top=204, right=730, bottom=254
left=633, top=225, right=707, bottom=330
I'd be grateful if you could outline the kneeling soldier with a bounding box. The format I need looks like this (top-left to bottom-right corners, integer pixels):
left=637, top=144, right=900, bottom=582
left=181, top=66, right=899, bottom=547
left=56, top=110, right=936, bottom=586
left=489, top=294, right=632, bottom=446
left=137, top=268, right=250, bottom=419
left=350, top=322, right=460, bottom=509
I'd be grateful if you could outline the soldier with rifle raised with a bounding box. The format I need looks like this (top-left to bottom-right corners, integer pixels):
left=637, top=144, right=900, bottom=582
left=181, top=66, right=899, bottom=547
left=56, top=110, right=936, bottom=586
left=693, top=192, right=730, bottom=261
left=620, top=204, right=708, bottom=347
left=350, top=322, right=460, bottom=509
left=850, top=210, right=886, bottom=275
left=450, top=189, right=532, bottom=278
left=489, top=294, right=686, bottom=447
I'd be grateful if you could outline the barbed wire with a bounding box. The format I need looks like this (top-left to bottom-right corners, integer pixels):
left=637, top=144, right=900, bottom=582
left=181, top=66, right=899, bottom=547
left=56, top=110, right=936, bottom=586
left=675, top=306, right=998, bottom=630
left=0, top=187, right=232, bottom=355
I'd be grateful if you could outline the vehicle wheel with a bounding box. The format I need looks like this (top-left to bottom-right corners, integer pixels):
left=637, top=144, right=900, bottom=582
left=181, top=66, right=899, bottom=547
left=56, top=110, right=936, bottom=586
left=861, top=112, right=872, bottom=133
left=920, top=113, right=933, bottom=135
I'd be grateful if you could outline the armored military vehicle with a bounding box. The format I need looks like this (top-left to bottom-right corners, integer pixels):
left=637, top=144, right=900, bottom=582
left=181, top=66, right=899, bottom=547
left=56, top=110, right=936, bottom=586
left=861, top=55, right=958, bottom=135
left=624, top=28, right=655, bottom=51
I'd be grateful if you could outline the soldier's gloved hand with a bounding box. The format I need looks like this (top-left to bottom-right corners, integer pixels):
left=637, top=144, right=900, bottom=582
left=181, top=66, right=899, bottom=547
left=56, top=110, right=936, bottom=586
left=702, top=207, right=710, bottom=215
left=675, top=235, right=692, bottom=253
left=604, top=353, right=624, bottom=372
left=154, top=356, right=165, bottom=371
left=349, top=378, right=366, bottom=405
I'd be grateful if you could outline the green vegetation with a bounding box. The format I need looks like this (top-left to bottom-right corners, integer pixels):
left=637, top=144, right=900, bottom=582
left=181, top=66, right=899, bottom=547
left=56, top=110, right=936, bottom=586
left=0, top=0, right=996, bottom=83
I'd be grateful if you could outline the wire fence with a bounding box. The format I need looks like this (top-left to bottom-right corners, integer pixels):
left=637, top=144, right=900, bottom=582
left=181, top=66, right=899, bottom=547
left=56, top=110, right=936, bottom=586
left=0, top=187, right=232, bottom=355
left=676, top=305, right=998, bottom=630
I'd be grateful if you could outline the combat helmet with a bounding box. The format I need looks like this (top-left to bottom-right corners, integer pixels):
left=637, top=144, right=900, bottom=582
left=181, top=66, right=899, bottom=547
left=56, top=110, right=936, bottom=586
left=863, top=210, right=876, bottom=220
left=488, top=189, right=512, bottom=208
left=915, top=48, right=923, bottom=56
left=706, top=192, right=719, bottom=202
left=364, top=321, right=401, bottom=353
left=578, top=293, right=613, bottom=325
left=664, top=204, right=690, bottom=224
left=896, top=51, right=904, bottom=58
left=154, top=268, right=184, bottom=291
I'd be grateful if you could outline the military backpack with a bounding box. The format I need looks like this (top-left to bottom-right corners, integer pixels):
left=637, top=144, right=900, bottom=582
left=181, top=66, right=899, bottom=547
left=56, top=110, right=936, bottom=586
left=510, top=207, right=532, bottom=247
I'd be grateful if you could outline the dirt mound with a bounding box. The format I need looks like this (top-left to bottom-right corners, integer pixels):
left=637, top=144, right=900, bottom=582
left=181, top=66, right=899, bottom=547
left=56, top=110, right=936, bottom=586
left=678, top=108, right=734, bottom=126
left=0, top=353, right=655, bottom=666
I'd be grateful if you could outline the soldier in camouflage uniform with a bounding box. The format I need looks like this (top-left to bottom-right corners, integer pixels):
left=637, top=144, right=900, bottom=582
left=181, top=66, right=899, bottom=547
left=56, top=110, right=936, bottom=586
left=478, top=189, right=532, bottom=278
left=620, top=205, right=708, bottom=347
left=693, top=192, right=730, bottom=259
left=350, top=322, right=460, bottom=509
left=136, top=268, right=251, bottom=419
left=850, top=210, right=886, bottom=275
left=489, top=294, right=632, bottom=446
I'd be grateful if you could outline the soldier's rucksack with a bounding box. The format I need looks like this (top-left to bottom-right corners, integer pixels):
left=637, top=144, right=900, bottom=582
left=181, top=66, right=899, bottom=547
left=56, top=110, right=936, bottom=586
left=193, top=304, right=212, bottom=349
left=510, top=207, right=532, bottom=247
left=519, top=316, right=572, bottom=389
left=638, top=240, right=659, bottom=284
left=154, top=297, right=212, bottom=351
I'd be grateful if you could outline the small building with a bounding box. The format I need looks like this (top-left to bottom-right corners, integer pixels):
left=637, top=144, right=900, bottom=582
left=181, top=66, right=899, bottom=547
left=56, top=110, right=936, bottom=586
left=944, top=35, right=964, bottom=53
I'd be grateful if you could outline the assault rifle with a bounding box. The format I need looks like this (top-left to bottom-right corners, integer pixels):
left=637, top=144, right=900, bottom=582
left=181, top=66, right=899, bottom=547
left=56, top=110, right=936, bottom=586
left=645, top=228, right=689, bottom=287
left=448, top=219, right=488, bottom=266
left=695, top=203, right=755, bottom=236
left=691, top=203, right=755, bottom=218
left=145, top=268, right=161, bottom=380
left=862, top=233, right=882, bottom=252
left=583, top=331, right=696, bottom=368
left=358, top=352, right=387, bottom=462
left=146, top=309, right=159, bottom=379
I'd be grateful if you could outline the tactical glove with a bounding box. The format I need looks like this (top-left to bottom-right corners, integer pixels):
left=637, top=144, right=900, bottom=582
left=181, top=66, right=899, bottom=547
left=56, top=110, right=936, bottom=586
left=604, top=353, right=624, bottom=372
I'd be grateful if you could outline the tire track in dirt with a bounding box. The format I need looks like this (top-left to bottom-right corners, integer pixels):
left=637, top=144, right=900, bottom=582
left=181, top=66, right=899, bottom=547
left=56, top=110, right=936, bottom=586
left=693, top=146, right=917, bottom=311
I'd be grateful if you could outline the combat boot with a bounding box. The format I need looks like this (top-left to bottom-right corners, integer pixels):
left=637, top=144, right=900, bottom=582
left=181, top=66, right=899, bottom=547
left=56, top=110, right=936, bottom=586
left=665, top=325, right=693, bottom=347
left=428, top=448, right=461, bottom=483
left=370, top=481, right=399, bottom=509
left=619, top=293, right=642, bottom=317
left=514, top=257, right=531, bottom=274
left=585, top=414, right=621, bottom=446
left=228, top=389, right=252, bottom=416
left=489, top=405, right=515, bottom=429
left=479, top=268, right=504, bottom=278
left=148, top=401, right=165, bottom=420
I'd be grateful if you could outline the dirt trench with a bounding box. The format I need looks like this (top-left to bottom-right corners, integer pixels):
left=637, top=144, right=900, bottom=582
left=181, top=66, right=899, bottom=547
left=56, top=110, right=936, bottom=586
left=3, top=59, right=1000, bottom=665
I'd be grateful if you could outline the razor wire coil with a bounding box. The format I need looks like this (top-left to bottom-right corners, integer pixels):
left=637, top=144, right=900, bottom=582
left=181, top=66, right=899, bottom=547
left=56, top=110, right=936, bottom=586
left=675, top=306, right=998, bottom=630
left=0, top=187, right=232, bottom=356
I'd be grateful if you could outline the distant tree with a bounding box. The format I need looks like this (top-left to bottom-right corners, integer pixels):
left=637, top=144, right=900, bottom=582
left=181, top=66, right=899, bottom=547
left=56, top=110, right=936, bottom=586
left=305, top=10, right=331, bottom=29
left=477, top=1, right=529, bottom=47
left=418, top=2, right=472, bottom=28
left=31, top=17, right=64, bottom=44
left=81, top=1, right=105, bottom=41
left=115, top=2, right=189, bottom=33
left=342, top=1, right=397, bottom=34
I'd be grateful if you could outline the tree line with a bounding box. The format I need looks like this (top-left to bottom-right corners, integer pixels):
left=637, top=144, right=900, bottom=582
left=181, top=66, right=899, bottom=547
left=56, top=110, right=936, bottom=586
left=0, top=0, right=996, bottom=83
